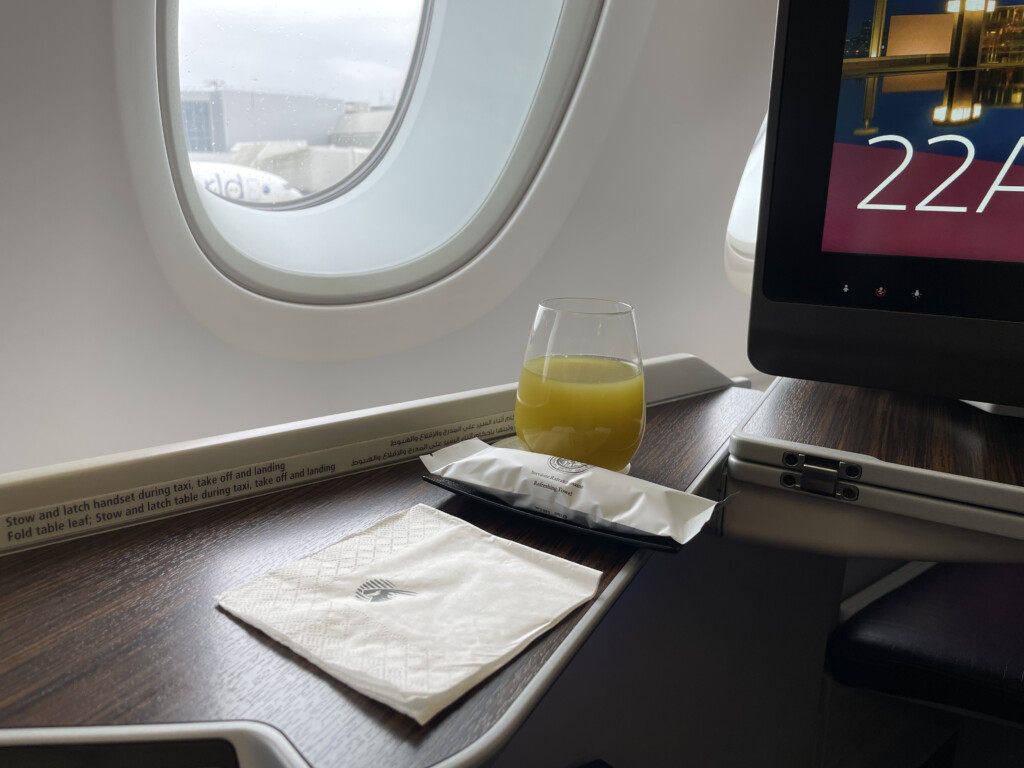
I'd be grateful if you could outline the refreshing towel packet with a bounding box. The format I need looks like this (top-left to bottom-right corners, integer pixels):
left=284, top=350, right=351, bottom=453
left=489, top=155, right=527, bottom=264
left=218, top=503, right=601, bottom=725
left=421, top=438, right=717, bottom=545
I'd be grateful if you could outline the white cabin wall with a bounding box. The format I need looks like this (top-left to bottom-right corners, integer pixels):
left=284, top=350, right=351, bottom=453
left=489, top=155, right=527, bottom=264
left=507, top=0, right=775, bottom=372
left=0, top=0, right=776, bottom=474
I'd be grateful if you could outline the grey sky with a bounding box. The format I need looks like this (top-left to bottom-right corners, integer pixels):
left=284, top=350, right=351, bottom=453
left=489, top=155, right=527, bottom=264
left=177, top=0, right=423, bottom=104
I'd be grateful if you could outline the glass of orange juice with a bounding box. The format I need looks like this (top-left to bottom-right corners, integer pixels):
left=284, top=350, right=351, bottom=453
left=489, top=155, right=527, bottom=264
left=514, top=298, right=645, bottom=472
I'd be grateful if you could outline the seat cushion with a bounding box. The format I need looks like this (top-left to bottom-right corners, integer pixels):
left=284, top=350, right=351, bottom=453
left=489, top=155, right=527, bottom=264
left=827, top=563, right=1024, bottom=723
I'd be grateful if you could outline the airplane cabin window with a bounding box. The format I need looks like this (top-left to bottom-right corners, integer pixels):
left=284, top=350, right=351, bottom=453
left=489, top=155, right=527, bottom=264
left=177, top=0, right=425, bottom=207
left=159, top=0, right=601, bottom=304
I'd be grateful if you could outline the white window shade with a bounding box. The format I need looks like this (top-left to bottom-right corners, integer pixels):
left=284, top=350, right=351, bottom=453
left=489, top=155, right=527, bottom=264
left=161, top=0, right=601, bottom=304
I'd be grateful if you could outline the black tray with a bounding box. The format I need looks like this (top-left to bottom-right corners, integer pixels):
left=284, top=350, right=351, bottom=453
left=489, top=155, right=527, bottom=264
left=422, top=475, right=682, bottom=553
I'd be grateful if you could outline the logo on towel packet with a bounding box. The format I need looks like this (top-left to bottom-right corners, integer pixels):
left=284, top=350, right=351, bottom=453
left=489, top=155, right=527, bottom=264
left=355, top=578, right=417, bottom=603
left=548, top=456, right=591, bottom=474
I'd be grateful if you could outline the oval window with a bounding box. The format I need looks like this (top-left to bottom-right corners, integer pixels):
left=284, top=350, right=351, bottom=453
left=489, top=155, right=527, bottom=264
left=162, top=0, right=602, bottom=304
left=177, top=0, right=425, bottom=208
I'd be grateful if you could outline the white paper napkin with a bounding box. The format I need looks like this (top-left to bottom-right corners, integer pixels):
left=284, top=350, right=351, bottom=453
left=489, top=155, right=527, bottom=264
left=218, top=503, right=601, bottom=724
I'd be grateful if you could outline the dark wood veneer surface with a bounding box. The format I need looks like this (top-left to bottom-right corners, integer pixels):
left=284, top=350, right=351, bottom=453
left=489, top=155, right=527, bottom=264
left=0, top=386, right=761, bottom=768
left=743, top=378, right=1024, bottom=488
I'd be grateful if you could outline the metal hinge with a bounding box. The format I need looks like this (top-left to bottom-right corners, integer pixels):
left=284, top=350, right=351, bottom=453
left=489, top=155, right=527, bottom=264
left=779, top=452, right=861, bottom=501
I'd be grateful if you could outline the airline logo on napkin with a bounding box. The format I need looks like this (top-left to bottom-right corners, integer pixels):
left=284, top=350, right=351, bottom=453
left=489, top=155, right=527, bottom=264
left=354, top=578, right=417, bottom=603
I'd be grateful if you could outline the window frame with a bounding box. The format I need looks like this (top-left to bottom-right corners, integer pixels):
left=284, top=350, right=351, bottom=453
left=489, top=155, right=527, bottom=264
left=157, top=0, right=603, bottom=305
left=115, top=0, right=661, bottom=363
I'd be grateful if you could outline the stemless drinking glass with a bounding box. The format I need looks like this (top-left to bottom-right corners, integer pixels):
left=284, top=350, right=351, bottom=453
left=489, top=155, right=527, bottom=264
left=514, top=298, right=645, bottom=472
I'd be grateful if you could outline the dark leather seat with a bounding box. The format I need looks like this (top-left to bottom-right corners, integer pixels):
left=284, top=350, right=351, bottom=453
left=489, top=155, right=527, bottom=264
left=827, top=563, right=1024, bottom=723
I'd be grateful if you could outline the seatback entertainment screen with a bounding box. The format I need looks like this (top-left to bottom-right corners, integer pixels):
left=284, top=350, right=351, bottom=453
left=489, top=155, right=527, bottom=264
left=748, top=0, right=1024, bottom=407
left=757, top=0, right=1024, bottom=322
left=823, top=0, right=1024, bottom=265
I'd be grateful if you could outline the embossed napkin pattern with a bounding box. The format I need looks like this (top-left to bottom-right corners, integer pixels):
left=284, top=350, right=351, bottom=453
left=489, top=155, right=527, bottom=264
left=218, top=503, right=601, bottom=724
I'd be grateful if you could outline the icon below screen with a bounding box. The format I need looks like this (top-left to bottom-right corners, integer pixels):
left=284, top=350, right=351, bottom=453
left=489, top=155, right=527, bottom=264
left=912, top=289, right=923, bottom=299
left=875, top=286, right=886, bottom=297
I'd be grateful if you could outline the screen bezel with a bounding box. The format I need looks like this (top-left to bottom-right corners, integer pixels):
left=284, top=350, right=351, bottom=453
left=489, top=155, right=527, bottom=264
left=749, top=0, right=1024, bottom=408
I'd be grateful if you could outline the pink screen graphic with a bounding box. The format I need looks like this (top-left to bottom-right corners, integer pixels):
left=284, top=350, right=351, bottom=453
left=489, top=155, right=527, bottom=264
left=822, top=140, right=1024, bottom=263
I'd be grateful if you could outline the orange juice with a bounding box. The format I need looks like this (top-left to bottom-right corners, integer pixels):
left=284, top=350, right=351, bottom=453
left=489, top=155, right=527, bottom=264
left=514, top=355, right=645, bottom=471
